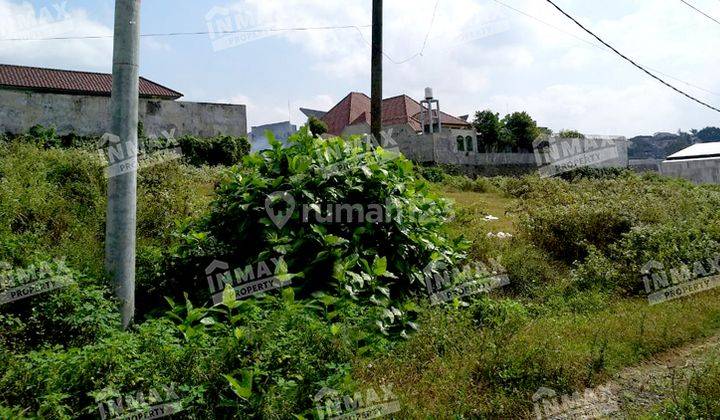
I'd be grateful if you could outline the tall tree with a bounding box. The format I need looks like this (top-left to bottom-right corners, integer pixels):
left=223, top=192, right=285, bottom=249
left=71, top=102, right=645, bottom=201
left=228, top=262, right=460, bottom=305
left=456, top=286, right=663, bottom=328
left=502, top=112, right=540, bottom=152
left=473, top=110, right=501, bottom=152
left=106, top=0, right=141, bottom=329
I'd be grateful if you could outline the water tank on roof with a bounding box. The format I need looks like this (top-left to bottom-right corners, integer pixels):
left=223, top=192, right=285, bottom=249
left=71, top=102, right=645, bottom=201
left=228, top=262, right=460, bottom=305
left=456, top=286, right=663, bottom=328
left=425, top=87, right=434, bottom=100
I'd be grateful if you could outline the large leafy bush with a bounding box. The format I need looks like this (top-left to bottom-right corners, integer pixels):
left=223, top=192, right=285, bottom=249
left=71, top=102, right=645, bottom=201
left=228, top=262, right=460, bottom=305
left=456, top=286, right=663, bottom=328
left=167, top=129, right=465, bottom=335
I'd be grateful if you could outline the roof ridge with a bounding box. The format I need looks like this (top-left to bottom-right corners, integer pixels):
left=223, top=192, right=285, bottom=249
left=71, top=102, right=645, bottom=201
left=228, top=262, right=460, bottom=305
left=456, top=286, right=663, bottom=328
left=140, top=77, right=183, bottom=98
left=322, top=92, right=355, bottom=120
left=383, top=93, right=409, bottom=101
left=0, top=63, right=113, bottom=77
left=0, top=63, right=183, bottom=99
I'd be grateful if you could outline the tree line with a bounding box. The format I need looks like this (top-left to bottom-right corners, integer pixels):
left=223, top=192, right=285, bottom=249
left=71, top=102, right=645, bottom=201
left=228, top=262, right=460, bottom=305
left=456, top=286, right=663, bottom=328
left=472, top=110, right=549, bottom=153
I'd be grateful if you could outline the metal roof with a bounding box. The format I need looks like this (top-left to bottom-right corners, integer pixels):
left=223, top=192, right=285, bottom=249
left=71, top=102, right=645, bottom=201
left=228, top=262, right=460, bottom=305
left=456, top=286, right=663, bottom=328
left=665, top=142, right=720, bottom=161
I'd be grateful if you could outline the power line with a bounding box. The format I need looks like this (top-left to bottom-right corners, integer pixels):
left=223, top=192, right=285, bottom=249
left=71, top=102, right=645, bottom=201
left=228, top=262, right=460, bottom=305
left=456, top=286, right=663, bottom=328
left=420, top=0, right=442, bottom=56
left=544, top=0, right=720, bottom=113
left=356, top=0, right=441, bottom=65
left=0, top=25, right=371, bottom=42
left=491, top=0, right=720, bottom=98
left=679, top=0, right=720, bottom=26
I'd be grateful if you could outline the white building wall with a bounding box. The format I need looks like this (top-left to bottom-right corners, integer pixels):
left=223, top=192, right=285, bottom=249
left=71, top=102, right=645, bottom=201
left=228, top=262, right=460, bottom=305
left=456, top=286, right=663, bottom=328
left=661, top=158, right=720, bottom=184
left=0, top=89, right=247, bottom=138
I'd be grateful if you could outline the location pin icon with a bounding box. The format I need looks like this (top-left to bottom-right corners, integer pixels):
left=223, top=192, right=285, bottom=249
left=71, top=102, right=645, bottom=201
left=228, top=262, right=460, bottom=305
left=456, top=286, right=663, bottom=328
left=265, top=191, right=296, bottom=229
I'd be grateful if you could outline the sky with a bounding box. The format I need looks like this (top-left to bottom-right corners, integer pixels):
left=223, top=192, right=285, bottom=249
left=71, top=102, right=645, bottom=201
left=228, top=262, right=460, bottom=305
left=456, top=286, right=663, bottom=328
left=0, top=0, right=719, bottom=137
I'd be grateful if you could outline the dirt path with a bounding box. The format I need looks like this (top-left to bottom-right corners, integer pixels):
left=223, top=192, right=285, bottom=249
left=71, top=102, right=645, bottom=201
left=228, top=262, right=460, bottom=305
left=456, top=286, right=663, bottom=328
left=607, top=332, right=720, bottom=418
left=532, top=333, right=720, bottom=419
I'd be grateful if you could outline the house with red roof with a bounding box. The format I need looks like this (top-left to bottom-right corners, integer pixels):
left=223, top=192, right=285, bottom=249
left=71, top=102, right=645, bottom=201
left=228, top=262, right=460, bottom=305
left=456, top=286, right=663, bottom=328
left=305, top=92, right=472, bottom=138
left=301, top=91, right=480, bottom=163
left=0, top=63, right=246, bottom=138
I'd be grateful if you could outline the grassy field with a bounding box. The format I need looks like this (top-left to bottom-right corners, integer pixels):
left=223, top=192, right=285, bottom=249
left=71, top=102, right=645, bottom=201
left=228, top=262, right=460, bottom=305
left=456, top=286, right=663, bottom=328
left=352, top=180, right=720, bottom=418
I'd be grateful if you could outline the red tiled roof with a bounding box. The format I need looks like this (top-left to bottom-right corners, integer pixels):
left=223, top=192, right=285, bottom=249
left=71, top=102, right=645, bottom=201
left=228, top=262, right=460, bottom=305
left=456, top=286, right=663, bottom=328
left=321, top=92, right=371, bottom=135
left=321, top=92, right=471, bottom=135
left=0, top=64, right=183, bottom=100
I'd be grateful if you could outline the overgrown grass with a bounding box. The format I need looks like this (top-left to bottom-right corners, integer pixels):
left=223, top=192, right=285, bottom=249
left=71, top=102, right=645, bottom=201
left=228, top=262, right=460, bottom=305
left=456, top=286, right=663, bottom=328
left=351, top=174, right=720, bottom=418
left=653, top=354, right=720, bottom=418
left=354, top=290, right=720, bottom=418
left=3, top=136, right=720, bottom=418
left=0, top=141, right=217, bottom=283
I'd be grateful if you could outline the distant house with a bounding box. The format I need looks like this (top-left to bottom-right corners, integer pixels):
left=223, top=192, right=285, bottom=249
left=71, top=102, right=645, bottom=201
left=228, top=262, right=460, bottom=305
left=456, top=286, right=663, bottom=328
left=313, top=92, right=472, bottom=138
left=250, top=121, right=297, bottom=151
left=661, top=142, right=720, bottom=184
left=301, top=90, right=630, bottom=177
left=301, top=90, right=481, bottom=167
left=0, top=63, right=247, bottom=138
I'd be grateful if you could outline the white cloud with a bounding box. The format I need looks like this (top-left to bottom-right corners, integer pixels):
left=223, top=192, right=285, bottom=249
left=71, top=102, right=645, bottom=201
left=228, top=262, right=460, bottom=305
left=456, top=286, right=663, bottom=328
left=0, top=0, right=112, bottom=70
left=244, top=0, right=720, bottom=135
left=487, top=80, right=720, bottom=137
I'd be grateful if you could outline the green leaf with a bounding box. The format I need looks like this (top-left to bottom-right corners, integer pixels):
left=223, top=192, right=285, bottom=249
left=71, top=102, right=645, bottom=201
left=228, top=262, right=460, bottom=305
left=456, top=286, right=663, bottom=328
left=222, top=285, right=237, bottom=307
left=275, top=258, right=288, bottom=275
left=324, top=235, right=349, bottom=246
left=311, top=224, right=327, bottom=236
left=372, top=257, right=387, bottom=276
left=266, top=130, right=280, bottom=148
left=224, top=371, right=253, bottom=399
left=234, top=327, right=245, bottom=340
left=330, top=324, right=341, bottom=336
left=200, top=317, right=216, bottom=326
left=282, top=287, right=295, bottom=305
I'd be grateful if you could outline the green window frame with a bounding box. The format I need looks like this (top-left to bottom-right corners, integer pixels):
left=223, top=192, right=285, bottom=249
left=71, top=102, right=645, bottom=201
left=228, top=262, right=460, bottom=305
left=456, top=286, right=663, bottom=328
left=456, top=136, right=465, bottom=152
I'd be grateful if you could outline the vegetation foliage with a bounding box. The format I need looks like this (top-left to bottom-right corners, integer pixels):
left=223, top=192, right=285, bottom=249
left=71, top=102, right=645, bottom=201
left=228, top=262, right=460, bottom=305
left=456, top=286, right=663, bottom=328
left=1, top=128, right=720, bottom=418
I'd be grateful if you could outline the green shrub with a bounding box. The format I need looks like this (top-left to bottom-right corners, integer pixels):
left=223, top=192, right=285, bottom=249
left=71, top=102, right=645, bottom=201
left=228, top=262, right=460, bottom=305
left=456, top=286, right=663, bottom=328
left=178, top=134, right=250, bottom=167
left=0, top=260, right=119, bottom=352
left=0, top=138, right=219, bottom=306
left=0, top=143, right=106, bottom=274
left=470, top=296, right=529, bottom=330
left=0, top=318, right=195, bottom=419
left=574, top=222, right=720, bottom=295
left=558, top=167, right=629, bottom=182
left=13, top=125, right=62, bottom=149
left=498, top=239, right=562, bottom=297
left=443, top=175, right=497, bottom=193
left=0, top=405, right=28, bottom=419
left=510, top=173, right=720, bottom=265
left=166, top=129, right=465, bottom=336
left=415, top=165, right=447, bottom=183
left=0, top=290, right=374, bottom=419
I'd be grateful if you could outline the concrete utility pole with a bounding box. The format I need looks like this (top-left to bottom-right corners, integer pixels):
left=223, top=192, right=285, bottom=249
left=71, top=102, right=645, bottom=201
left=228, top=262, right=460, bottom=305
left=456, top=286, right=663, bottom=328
left=371, top=0, right=383, bottom=141
left=106, top=0, right=141, bottom=329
